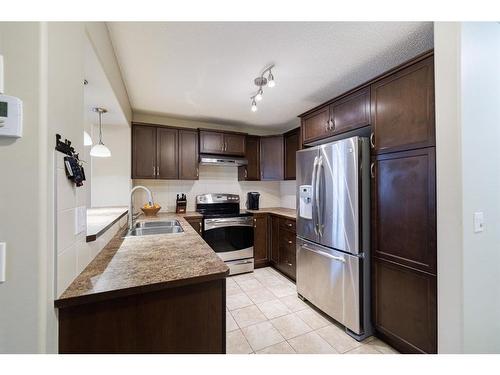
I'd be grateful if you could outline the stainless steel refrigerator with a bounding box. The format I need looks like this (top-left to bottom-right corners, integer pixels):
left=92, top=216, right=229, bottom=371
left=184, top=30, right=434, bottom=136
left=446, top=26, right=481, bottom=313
left=296, top=136, right=372, bottom=340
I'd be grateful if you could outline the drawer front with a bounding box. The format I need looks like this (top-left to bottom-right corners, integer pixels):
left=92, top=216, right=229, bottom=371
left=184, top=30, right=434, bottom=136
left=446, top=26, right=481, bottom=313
left=279, top=218, right=296, bottom=232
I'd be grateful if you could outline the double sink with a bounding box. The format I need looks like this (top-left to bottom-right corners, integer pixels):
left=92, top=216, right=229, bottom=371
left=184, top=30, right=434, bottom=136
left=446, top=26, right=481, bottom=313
left=123, top=220, right=184, bottom=237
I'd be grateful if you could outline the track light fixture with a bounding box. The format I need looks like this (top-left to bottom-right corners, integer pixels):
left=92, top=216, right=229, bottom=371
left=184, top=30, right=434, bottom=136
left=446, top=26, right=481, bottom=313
left=249, top=65, right=276, bottom=112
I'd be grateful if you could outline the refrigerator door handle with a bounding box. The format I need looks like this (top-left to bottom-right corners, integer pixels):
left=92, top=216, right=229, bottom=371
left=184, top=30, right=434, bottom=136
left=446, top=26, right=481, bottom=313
left=302, top=243, right=346, bottom=263
left=311, top=156, right=319, bottom=235
left=316, top=156, right=324, bottom=236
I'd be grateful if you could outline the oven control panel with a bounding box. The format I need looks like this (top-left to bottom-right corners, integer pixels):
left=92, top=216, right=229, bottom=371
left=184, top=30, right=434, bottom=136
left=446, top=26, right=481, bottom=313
left=196, top=193, right=240, bottom=204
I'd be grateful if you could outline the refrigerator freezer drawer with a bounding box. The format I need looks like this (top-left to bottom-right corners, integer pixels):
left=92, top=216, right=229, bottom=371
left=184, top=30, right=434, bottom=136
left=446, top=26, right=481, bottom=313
left=296, top=238, right=361, bottom=334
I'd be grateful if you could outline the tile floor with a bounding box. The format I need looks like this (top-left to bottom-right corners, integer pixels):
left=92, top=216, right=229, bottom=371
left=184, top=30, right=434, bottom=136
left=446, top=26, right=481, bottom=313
left=226, top=267, right=398, bottom=354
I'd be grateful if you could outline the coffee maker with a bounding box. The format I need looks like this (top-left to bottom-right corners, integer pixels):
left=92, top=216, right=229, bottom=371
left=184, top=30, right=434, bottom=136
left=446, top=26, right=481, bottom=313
left=246, top=192, right=260, bottom=210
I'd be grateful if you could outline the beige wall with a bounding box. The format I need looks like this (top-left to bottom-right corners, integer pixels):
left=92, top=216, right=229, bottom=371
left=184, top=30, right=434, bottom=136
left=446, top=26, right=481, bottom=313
left=91, top=124, right=131, bottom=207
left=435, top=22, right=500, bottom=353
left=0, top=22, right=44, bottom=354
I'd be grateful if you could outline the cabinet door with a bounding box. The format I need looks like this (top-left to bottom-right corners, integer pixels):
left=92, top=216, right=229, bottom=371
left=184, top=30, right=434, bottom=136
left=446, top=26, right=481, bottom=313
left=179, top=129, right=199, bottom=180
left=373, top=257, right=437, bottom=353
left=253, top=214, right=268, bottom=267
left=284, top=128, right=299, bottom=180
left=132, top=125, right=157, bottom=179
left=301, top=106, right=330, bottom=144
left=199, top=131, right=225, bottom=154
left=156, top=127, right=178, bottom=179
left=239, top=135, right=260, bottom=181
left=372, top=148, right=436, bottom=274
left=331, top=87, right=370, bottom=134
left=371, top=56, right=435, bottom=154
left=279, top=229, right=296, bottom=280
left=223, top=133, right=246, bottom=156
left=260, top=135, right=284, bottom=181
left=270, top=216, right=280, bottom=265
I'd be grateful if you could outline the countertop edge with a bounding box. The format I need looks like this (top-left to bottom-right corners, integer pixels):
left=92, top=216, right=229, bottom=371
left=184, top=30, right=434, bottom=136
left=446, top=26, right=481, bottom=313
left=86, top=209, right=128, bottom=243
left=55, top=268, right=229, bottom=309
left=246, top=208, right=296, bottom=220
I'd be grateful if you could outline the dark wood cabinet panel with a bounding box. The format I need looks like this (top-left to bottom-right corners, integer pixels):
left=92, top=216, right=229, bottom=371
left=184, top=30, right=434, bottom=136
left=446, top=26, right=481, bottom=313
left=373, top=258, right=437, bottom=354
left=260, top=135, right=284, bottom=181
left=179, top=130, right=199, bottom=180
left=156, top=127, right=179, bottom=179
left=278, top=228, right=296, bottom=280
left=185, top=217, right=202, bottom=235
left=301, top=106, right=330, bottom=144
left=331, top=87, right=370, bottom=134
left=372, top=148, right=436, bottom=274
left=284, top=128, right=299, bottom=180
left=58, top=279, right=226, bottom=353
left=371, top=56, right=435, bottom=154
left=199, top=130, right=225, bottom=154
left=270, top=215, right=280, bottom=265
left=238, top=135, right=260, bottom=181
left=224, top=133, right=246, bottom=156
left=253, top=214, right=269, bottom=268
left=132, top=125, right=157, bottom=179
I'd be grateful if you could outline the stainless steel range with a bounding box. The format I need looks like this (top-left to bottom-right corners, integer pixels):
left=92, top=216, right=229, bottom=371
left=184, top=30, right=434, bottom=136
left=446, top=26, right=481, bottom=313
left=196, top=193, right=254, bottom=275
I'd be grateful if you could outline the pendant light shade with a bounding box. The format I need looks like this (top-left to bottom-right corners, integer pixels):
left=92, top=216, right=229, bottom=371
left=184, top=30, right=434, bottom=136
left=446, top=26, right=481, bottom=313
left=83, top=131, right=93, bottom=146
left=90, top=107, right=111, bottom=158
left=90, top=143, right=111, bottom=157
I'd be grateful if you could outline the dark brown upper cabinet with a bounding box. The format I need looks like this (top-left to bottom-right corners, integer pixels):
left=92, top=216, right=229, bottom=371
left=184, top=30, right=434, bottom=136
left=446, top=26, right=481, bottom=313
left=260, top=135, right=284, bottom=181
left=371, top=56, right=435, bottom=154
left=301, top=105, right=331, bottom=144
left=199, top=130, right=246, bottom=156
left=372, top=147, right=436, bottom=275
left=300, top=87, right=370, bottom=145
left=132, top=124, right=199, bottom=180
left=132, top=125, right=157, bottom=179
left=238, top=135, right=260, bottom=181
left=331, top=87, right=370, bottom=134
left=156, top=127, right=179, bottom=179
left=284, top=128, right=300, bottom=180
left=178, top=129, right=199, bottom=180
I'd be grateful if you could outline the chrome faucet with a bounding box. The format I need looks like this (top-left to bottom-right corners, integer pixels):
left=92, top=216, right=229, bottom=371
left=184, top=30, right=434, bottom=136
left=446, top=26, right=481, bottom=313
left=128, top=185, right=153, bottom=230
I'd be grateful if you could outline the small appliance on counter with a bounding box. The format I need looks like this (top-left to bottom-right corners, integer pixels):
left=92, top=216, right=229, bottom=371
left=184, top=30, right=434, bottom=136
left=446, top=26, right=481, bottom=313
left=176, top=194, right=187, bottom=214
left=246, top=192, right=260, bottom=210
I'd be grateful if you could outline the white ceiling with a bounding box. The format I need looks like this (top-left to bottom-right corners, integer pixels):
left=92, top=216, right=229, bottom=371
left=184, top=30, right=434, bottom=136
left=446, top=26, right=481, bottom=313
left=108, top=22, right=433, bottom=131
left=84, top=37, right=128, bottom=127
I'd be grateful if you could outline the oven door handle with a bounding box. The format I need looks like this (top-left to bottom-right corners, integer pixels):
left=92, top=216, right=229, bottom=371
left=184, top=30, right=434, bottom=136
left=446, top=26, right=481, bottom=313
left=204, top=221, right=253, bottom=230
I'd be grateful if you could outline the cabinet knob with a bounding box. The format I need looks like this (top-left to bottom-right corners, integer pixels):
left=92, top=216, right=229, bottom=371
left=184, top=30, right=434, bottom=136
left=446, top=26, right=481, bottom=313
left=288, top=240, right=293, bottom=244
left=244, top=169, right=248, bottom=179
left=370, top=162, right=375, bottom=179
left=287, top=223, right=292, bottom=227
left=370, top=132, right=375, bottom=149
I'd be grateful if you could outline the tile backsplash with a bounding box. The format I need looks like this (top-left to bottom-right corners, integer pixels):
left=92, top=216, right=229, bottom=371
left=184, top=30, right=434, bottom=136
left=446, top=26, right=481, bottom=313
left=133, top=165, right=297, bottom=212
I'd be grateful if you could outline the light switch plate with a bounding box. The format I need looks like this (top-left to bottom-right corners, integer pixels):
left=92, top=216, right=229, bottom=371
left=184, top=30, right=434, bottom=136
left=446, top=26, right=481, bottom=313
left=0, top=242, right=6, bottom=283
left=474, top=212, right=485, bottom=233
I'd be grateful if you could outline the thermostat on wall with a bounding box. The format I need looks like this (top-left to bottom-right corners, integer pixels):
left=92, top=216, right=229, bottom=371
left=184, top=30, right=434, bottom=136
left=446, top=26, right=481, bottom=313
left=0, top=54, right=23, bottom=138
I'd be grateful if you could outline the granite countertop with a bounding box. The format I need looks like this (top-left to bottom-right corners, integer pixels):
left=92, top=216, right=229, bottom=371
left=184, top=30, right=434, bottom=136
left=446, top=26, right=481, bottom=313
left=86, top=207, right=128, bottom=242
left=55, top=212, right=229, bottom=308
left=246, top=207, right=296, bottom=220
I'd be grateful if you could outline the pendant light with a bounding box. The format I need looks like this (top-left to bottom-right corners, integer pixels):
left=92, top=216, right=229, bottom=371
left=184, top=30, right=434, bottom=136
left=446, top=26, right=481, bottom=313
left=90, top=107, right=111, bottom=158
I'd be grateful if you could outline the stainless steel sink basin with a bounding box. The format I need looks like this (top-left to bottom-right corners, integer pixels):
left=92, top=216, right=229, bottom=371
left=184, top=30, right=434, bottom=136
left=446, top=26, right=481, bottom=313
left=134, top=220, right=181, bottom=229
left=123, top=225, right=184, bottom=237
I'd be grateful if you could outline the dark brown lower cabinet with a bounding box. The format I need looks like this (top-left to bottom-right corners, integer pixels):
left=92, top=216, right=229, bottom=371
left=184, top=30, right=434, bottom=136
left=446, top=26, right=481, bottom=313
left=253, top=214, right=268, bottom=267
left=58, top=279, right=226, bottom=353
left=184, top=216, right=202, bottom=235
left=373, top=257, right=437, bottom=354
left=267, top=215, right=296, bottom=281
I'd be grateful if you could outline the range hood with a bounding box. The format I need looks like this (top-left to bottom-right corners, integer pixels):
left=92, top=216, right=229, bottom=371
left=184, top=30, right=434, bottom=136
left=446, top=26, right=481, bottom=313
left=199, top=155, right=248, bottom=167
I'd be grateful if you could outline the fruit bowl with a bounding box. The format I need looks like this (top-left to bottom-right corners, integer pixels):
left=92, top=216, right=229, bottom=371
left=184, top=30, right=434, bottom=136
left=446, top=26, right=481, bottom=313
left=141, top=203, right=161, bottom=217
